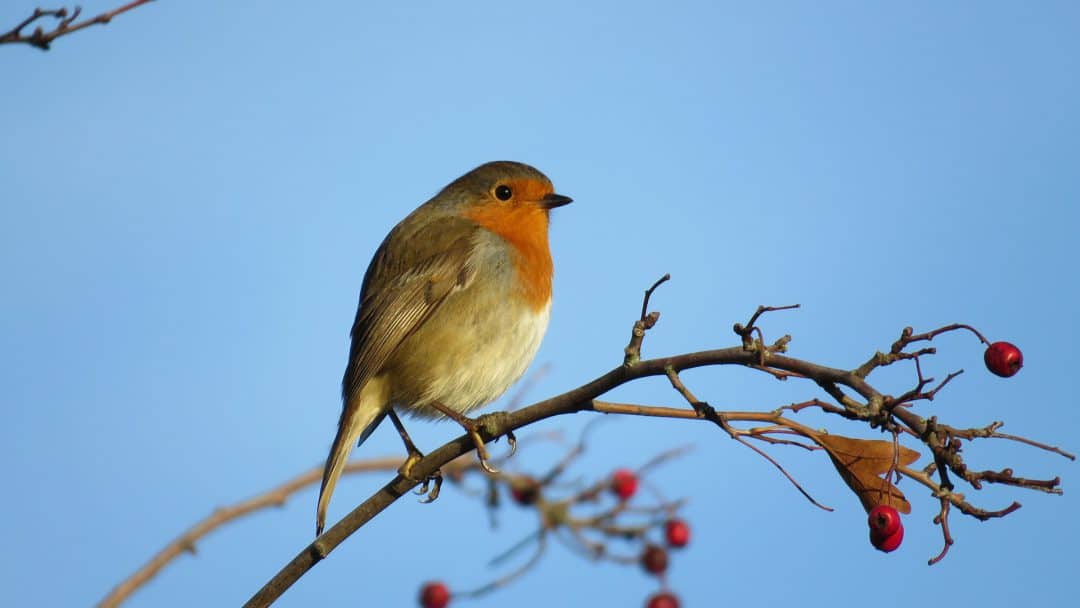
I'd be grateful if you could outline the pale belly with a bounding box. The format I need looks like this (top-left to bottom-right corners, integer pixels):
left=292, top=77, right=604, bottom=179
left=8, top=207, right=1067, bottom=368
left=384, top=293, right=551, bottom=419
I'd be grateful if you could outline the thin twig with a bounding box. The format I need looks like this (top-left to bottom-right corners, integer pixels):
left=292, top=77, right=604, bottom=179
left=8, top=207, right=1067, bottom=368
left=1, top=1, right=154, bottom=50
left=98, top=456, right=407, bottom=608
left=640, top=273, right=671, bottom=322
left=897, top=465, right=1022, bottom=521
left=503, top=363, right=551, bottom=412
left=663, top=367, right=833, bottom=512
left=928, top=497, right=954, bottom=566
left=456, top=534, right=548, bottom=598
left=624, top=274, right=669, bottom=366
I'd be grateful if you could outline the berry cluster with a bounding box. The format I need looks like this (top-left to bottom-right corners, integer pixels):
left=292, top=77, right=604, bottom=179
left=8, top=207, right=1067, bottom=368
left=417, top=461, right=695, bottom=607
left=613, top=470, right=692, bottom=606
left=856, top=338, right=1024, bottom=557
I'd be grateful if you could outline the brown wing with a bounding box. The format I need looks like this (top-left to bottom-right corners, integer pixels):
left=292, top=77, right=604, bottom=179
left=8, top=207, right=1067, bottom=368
left=341, top=214, right=478, bottom=403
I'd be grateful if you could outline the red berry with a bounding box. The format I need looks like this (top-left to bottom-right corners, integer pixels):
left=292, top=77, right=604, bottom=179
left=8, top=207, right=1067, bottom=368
left=646, top=591, right=681, bottom=608
left=419, top=581, right=450, bottom=608
left=984, top=341, right=1023, bottom=378
left=664, top=519, right=691, bottom=548
left=611, top=468, right=639, bottom=501
left=870, top=522, right=905, bottom=553
left=641, top=544, right=669, bottom=575
left=867, top=505, right=901, bottom=538
left=510, top=477, right=539, bottom=506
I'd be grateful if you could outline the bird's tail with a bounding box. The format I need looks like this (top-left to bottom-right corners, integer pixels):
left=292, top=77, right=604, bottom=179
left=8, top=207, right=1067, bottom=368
left=316, top=381, right=387, bottom=536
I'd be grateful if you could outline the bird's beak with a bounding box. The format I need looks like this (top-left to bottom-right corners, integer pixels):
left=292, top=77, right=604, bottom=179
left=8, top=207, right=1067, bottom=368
left=539, top=193, right=573, bottom=209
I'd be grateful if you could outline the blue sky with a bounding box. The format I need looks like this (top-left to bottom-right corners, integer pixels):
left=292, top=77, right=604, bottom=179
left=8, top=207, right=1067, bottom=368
left=2, top=1, right=1078, bottom=606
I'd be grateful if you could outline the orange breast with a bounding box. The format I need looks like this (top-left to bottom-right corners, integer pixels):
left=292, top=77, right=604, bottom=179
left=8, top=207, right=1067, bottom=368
left=462, top=203, right=553, bottom=311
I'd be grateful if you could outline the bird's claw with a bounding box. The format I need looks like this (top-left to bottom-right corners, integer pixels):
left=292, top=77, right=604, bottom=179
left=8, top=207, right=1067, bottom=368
left=426, top=406, right=516, bottom=475
left=505, top=430, right=517, bottom=459
left=476, top=426, right=516, bottom=473
left=470, top=428, right=499, bottom=474
left=479, top=455, right=499, bottom=474
left=397, top=445, right=441, bottom=503
left=415, top=469, right=444, bottom=503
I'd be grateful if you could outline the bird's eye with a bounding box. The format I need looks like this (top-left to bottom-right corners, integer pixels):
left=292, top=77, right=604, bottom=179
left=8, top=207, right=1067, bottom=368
left=494, top=185, right=513, bottom=201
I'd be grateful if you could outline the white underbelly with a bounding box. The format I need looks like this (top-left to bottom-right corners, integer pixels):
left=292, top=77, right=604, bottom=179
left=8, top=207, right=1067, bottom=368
left=396, top=301, right=551, bottom=418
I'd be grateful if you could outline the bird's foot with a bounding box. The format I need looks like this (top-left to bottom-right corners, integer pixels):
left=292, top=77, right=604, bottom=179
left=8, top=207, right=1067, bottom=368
left=474, top=412, right=517, bottom=473
left=464, top=420, right=497, bottom=473
left=386, top=408, right=442, bottom=500
left=398, top=447, right=425, bottom=480
left=427, top=405, right=516, bottom=474
left=398, top=444, right=443, bottom=503
left=414, top=468, right=444, bottom=503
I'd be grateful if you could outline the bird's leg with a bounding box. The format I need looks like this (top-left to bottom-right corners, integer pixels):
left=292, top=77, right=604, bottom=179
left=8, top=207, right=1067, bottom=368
left=387, top=408, right=424, bottom=476
left=426, top=401, right=505, bottom=474
left=387, top=409, right=442, bottom=501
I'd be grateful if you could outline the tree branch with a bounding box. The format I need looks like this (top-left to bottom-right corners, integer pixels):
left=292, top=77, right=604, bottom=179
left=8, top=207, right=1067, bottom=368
left=1, top=1, right=153, bottom=50
left=97, top=457, right=402, bottom=607
left=90, top=274, right=1056, bottom=606
left=242, top=327, right=1070, bottom=604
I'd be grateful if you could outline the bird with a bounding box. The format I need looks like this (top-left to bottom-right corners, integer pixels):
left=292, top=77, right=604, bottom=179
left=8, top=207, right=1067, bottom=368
left=316, top=160, right=571, bottom=536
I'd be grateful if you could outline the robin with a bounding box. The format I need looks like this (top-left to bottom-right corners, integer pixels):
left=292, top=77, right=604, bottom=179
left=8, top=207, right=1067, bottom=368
left=316, top=161, right=572, bottom=535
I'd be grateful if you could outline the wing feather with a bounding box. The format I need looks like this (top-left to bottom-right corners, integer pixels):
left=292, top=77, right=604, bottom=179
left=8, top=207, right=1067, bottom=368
left=341, top=215, right=477, bottom=401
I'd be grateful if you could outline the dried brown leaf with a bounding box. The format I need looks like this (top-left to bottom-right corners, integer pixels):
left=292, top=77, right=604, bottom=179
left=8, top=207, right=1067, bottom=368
left=804, top=431, right=920, bottom=514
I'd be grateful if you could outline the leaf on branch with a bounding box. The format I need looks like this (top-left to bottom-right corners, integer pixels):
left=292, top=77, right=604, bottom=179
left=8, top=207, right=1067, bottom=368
left=804, top=431, right=920, bottom=514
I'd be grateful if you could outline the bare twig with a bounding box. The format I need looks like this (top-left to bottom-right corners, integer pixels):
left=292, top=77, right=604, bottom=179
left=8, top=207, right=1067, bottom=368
left=98, top=456, right=407, bottom=608
left=503, top=363, right=552, bottom=412
left=897, top=465, right=1022, bottom=521
left=640, top=273, right=671, bottom=321
left=1, top=1, right=153, bottom=50
left=663, top=367, right=833, bottom=512
left=735, top=304, right=801, bottom=340
left=944, top=422, right=1076, bottom=461
left=456, top=534, right=548, bottom=598
left=623, top=274, right=669, bottom=366
left=928, top=497, right=954, bottom=566
left=901, top=323, right=991, bottom=347
left=855, top=323, right=991, bottom=379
